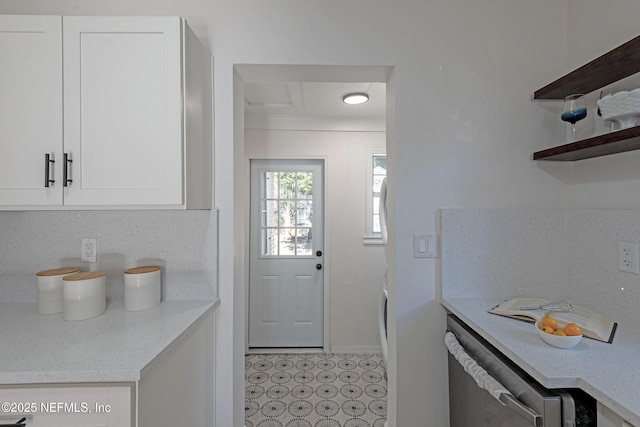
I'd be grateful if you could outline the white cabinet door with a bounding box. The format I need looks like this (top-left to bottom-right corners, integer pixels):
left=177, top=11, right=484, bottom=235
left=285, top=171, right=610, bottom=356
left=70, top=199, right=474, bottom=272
left=0, top=16, right=63, bottom=206
left=62, top=16, right=183, bottom=206
left=0, top=384, right=133, bottom=427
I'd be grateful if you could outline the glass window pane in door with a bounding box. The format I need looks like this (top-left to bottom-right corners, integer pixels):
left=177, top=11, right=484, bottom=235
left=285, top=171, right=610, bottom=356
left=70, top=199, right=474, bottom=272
left=296, top=172, right=313, bottom=199
left=278, top=228, right=296, bottom=256
left=296, top=228, right=312, bottom=256
left=278, top=172, right=296, bottom=200
left=262, top=228, right=278, bottom=256
left=296, top=200, right=312, bottom=227
left=258, top=167, right=317, bottom=258
left=263, top=171, right=279, bottom=199
left=263, top=200, right=279, bottom=227
left=280, top=200, right=294, bottom=227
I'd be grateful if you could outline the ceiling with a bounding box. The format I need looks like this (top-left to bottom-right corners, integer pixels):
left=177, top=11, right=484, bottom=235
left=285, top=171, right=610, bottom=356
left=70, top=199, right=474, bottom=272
left=244, top=81, right=386, bottom=123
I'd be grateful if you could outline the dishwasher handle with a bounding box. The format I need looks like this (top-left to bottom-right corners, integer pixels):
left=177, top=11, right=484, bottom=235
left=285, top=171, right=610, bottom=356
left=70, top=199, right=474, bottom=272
left=499, top=393, right=543, bottom=427
left=445, top=331, right=543, bottom=427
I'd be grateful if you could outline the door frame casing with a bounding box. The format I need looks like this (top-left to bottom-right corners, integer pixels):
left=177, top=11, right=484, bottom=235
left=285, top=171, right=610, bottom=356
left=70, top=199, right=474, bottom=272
left=244, top=155, right=330, bottom=354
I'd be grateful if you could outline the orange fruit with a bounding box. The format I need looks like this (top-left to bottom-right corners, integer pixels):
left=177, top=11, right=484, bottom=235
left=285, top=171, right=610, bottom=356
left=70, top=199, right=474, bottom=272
left=540, top=325, right=555, bottom=334
left=564, top=323, right=582, bottom=336
left=553, top=329, right=567, bottom=336
left=540, top=316, right=558, bottom=330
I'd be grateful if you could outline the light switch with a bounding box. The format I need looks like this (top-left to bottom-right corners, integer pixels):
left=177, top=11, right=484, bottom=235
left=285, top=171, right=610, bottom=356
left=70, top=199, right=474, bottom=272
left=414, top=234, right=438, bottom=258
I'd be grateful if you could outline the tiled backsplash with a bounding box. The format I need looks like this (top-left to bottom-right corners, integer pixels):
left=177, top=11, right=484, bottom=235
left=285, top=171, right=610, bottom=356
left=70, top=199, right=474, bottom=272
left=440, top=208, right=640, bottom=326
left=0, top=210, right=217, bottom=302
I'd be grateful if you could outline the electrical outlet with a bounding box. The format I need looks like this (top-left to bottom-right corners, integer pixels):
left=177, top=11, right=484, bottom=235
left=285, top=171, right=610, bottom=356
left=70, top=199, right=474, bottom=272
left=81, top=238, right=97, bottom=263
left=618, top=241, right=639, bottom=274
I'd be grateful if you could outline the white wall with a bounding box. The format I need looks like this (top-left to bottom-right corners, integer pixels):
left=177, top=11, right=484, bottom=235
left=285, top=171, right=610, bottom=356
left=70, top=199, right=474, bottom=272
left=245, top=129, right=386, bottom=351
left=562, top=1, right=640, bottom=210
left=568, top=0, right=640, bottom=71
left=2, top=1, right=617, bottom=426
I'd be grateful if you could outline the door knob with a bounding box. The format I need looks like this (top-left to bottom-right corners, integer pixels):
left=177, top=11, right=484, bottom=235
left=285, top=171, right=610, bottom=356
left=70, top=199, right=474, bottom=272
left=316, top=250, right=323, bottom=257
left=316, top=264, right=322, bottom=270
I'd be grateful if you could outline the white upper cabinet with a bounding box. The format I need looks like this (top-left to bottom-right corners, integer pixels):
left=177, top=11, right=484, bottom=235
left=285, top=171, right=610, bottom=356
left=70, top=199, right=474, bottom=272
left=0, top=15, right=63, bottom=206
left=63, top=17, right=183, bottom=206
left=0, top=15, right=212, bottom=209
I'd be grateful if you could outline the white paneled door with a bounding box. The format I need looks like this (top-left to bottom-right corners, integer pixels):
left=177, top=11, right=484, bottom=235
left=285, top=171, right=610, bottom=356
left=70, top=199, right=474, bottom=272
left=249, top=159, right=324, bottom=348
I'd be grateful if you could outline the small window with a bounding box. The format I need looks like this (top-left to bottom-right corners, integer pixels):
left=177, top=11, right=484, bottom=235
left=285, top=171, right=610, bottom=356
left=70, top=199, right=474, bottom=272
left=365, top=153, right=387, bottom=241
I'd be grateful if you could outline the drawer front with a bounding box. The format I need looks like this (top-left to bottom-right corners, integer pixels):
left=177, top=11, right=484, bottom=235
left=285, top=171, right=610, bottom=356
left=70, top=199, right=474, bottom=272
left=0, top=384, right=133, bottom=427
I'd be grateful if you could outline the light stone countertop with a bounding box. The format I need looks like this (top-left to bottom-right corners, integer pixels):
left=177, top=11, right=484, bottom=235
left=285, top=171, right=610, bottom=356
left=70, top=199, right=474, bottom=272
left=0, top=299, right=218, bottom=384
left=441, top=297, right=640, bottom=427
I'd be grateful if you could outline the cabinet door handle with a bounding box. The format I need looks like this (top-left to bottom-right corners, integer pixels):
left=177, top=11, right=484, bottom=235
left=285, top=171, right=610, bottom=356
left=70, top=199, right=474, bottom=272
left=63, top=153, right=73, bottom=187
left=44, top=154, right=55, bottom=187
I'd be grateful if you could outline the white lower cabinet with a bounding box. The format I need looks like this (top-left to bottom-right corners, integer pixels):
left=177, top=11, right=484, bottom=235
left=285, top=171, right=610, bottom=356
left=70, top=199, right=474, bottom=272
left=0, top=384, right=133, bottom=426
left=0, top=307, right=215, bottom=427
left=597, top=401, right=636, bottom=427
left=137, top=305, right=216, bottom=426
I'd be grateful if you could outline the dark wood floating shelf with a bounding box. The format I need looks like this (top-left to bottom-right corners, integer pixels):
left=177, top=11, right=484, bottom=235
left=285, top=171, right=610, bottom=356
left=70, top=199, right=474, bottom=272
left=533, top=126, right=640, bottom=161
left=533, top=34, right=640, bottom=161
left=534, top=35, right=640, bottom=100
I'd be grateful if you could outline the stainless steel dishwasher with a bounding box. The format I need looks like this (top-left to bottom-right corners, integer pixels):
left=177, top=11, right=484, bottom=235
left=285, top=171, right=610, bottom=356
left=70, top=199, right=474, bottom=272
left=446, top=314, right=596, bottom=427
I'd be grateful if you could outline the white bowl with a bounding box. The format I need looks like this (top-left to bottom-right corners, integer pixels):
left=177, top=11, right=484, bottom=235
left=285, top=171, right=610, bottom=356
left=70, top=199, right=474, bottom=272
left=597, top=88, right=640, bottom=129
left=535, top=320, right=582, bottom=349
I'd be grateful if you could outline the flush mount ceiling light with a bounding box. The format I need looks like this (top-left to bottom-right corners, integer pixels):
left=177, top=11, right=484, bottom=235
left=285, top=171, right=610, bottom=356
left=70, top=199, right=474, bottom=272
left=343, top=92, right=369, bottom=105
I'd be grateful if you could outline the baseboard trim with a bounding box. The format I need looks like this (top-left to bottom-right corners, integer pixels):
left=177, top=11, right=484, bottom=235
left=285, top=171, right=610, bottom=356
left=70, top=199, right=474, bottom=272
left=247, top=347, right=323, bottom=355
left=330, top=345, right=382, bottom=354
left=246, top=346, right=382, bottom=355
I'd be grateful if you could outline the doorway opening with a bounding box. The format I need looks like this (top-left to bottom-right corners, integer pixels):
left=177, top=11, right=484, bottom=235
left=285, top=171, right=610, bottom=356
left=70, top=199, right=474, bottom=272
left=237, top=64, right=391, bottom=354
left=234, top=63, right=394, bottom=426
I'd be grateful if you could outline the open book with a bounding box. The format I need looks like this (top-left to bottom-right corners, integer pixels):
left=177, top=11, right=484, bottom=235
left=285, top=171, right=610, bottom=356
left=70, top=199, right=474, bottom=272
left=488, top=297, right=617, bottom=343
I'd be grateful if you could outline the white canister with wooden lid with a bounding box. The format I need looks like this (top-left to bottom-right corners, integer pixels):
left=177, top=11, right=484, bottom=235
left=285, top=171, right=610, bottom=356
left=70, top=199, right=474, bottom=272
left=63, top=271, right=106, bottom=321
left=124, top=266, right=161, bottom=312
left=36, top=267, right=80, bottom=314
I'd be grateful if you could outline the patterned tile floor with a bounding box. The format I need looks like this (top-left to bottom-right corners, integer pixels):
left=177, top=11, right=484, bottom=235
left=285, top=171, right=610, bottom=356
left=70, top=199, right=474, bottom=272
left=245, top=353, right=387, bottom=427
